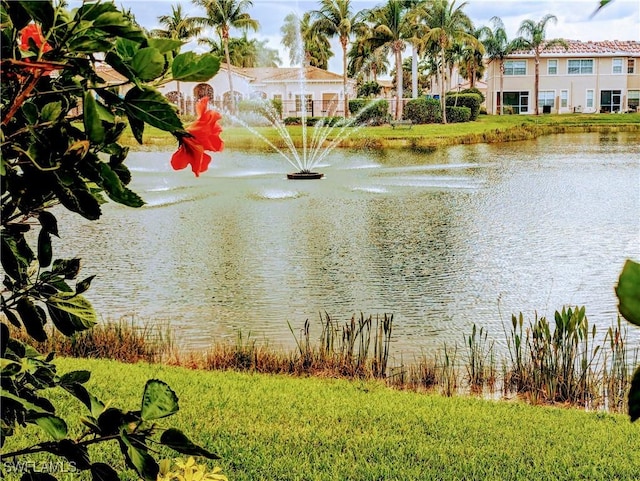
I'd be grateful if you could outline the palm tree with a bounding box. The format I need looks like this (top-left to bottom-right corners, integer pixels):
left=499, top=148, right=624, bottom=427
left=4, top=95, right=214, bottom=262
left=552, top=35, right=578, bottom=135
left=153, top=4, right=202, bottom=41
left=199, top=35, right=258, bottom=67
left=193, top=0, right=259, bottom=113
left=153, top=4, right=202, bottom=112
left=512, top=14, right=567, bottom=115
left=404, top=0, right=430, bottom=99
left=366, top=0, right=413, bottom=119
left=457, top=25, right=486, bottom=89
left=422, top=0, right=478, bottom=123
left=281, top=12, right=333, bottom=69
left=311, top=0, right=367, bottom=116
left=347, top=29, right=390, bottom=82
left=255, top=39, right=281, bottom=68
left=481, top=17, right=514, bottom=115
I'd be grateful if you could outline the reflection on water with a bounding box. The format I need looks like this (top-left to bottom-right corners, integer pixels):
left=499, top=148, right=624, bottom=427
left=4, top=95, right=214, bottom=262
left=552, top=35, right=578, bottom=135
left=53, top=133, right=640, bottom=355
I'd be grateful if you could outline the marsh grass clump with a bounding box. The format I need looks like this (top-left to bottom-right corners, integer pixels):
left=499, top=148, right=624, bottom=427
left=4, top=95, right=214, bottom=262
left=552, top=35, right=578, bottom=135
left=504, top=307, right=609, bottom=407
left=8, top=317, right=172, bottom=363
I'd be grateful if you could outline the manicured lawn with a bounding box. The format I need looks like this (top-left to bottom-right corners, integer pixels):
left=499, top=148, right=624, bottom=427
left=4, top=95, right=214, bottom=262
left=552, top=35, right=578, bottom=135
left=120, top=112, right=640, bottom=152
left=4, top=358, right=639, bottom=480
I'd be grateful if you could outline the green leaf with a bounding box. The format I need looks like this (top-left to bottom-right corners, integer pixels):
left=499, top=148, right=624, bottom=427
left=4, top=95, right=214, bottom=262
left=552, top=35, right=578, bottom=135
left=37, top=229, right=52, bottom=268
left=91, top=463, right=120, bottom=481
left=172, top=52, right=220, bottom=82
left=616, top=259, right=640, bottom=326
left=1, top=391, right=50, bottom=414
left=124, top=87, right=184, bottom=134
left=20, top=1, right=56, bottom=30
left=1, top=358, right=23, bottom=376
left=59, top=370, right=91, bottom=385
left=141, top=379, right=179, bottom=421
left=46, top=292, right=97, bottom=336
left=630, top=366, right=640, bottom=422
left=41, top=102, right=63, bottom=122
left=128, top=115, right=145, bottom=144
left=38, top=211, right=59, bottom=237
left=75, top=275, right=95, bottom=295
left=16, top=298, right=47, bottom=342
left=120, top=432, right=159, bottom=481
left=52, top=258, right=81, bottom=279
left=3, top=308, right=21, bottom=328
left=83, top=92, right=106, bottom=144
left=30, top=413, right=68, bottom=440
left=131, top=47, right=165, bottom=81
left=1, top=231, right=32, bottom=282
left=104, top=51, right=140, bottom=86
left=61, top=382, right=105, bottom=418
left=147, top=37, right=183, bottom=54
left=160, top=428, right=220, bottom=459
left=98, top=162, right=144, bottom=207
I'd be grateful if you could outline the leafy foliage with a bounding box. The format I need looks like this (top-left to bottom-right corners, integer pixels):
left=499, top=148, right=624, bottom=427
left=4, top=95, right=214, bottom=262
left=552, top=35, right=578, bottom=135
left=1, top=1, right=221, bottom=478
left=402, top=97, right=442, bottom=124
left=445, top=93, right=482, bottom=120
left=615, top=259, right=640, bottom=421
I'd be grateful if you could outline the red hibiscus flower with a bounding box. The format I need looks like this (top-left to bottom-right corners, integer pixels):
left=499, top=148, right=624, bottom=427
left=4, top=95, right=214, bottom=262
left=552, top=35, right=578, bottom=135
left=20, top=23, right=52, bottom=54
left=171, top=97, right=224, bottom=177
left=19, top=23, right=54, bottom=76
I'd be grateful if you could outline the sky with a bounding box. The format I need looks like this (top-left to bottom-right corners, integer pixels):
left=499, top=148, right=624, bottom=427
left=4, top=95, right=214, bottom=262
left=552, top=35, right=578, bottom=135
left=100, top=0, right=640, bottom=72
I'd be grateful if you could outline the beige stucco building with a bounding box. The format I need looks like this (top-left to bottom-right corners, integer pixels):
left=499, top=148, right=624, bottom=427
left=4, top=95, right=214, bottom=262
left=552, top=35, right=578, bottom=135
left=485, top=40, right=640, bottom=115
left=159, top=64, right=356, bottom=118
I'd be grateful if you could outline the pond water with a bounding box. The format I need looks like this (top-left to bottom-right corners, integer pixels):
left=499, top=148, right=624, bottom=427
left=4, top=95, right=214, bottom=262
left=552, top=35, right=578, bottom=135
left=55, top=132, right=640, bottom=355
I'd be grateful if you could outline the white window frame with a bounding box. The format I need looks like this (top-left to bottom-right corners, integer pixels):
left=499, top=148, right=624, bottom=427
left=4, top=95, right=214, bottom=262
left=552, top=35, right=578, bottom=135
left=612, top=58, right=623, bottom=74
left=538, top=90, right=555, bottom=108
left=586, top=89, right=594, bottom=109
left=547, top=59, right=558, bottom=75
left=560, top=90, right=568, bottom=108
left=568, top=59, right=594, bottom=75
left=504, top=60, right=527, bottom=76
left=628, top=90, right=639, bottom=111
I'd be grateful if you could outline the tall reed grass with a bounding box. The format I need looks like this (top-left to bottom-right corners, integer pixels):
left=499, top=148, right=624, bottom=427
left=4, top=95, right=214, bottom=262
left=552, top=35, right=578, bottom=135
left=8, top=307, right=635, bottom=413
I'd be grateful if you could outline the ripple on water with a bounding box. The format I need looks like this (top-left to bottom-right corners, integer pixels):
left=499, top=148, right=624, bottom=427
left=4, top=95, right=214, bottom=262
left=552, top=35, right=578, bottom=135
left=351, top=186, right=389, bottom=194
left=249, top=189, right=305, bottom=200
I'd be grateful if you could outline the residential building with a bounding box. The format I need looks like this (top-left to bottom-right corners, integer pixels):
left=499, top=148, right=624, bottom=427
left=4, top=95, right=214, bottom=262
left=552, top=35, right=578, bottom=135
left=159, top=64, right=356, bottom=118
left=484, top=40, right=640, bottom=114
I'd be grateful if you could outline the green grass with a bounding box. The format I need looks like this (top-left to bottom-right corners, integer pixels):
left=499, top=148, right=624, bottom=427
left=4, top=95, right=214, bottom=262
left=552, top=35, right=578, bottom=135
left=4, top=357, right=639, bottom=480
left=120, top=113, right=640, bottom=152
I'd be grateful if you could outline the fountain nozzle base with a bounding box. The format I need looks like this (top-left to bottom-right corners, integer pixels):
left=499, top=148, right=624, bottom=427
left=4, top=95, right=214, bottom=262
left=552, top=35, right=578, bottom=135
left=287, top=172, right=324, bottom=180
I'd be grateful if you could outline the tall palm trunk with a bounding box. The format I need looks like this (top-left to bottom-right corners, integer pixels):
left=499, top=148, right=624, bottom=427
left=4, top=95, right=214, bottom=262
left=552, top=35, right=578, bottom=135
left=223, top=30, right=235, bottom=114
left=440, top=47, right=447, bottom=124
left=411, top=44, right=418, bottom=98
left=499, top=61, right=504, bottom=115
left=534, top=52, right=540, bottom=115
left=341, top=36, right=348, bottom=117
left=395, top=45, right=403, bottom=119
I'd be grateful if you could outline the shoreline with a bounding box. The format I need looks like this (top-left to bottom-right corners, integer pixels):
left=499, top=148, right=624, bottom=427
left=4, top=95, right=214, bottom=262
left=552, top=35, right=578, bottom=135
left=121, top=113, right=640, bottom=152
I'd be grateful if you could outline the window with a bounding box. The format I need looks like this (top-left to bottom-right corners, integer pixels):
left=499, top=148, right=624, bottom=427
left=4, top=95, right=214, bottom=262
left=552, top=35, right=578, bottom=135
left=612, top=58, right=623, bottom=74
left=547, top=59, right=558, bottom=75
left=502, top=91, right=529, bottom=114
left=560, top=90, right=568, bottom=108
left=538, top=90, right=555, bottom=107
left=629, top=59, right=636, bottom=74
left=629, top=90, right=640, bottom=110
left=295, top=94, right=312, bottom=112
left=600, top=90, right=622, bottom=112
left=568, top=59, right=593, bottom=74
left=586, top=89, right=594, bottom=108
left=504, top=60, right=526, bottom=75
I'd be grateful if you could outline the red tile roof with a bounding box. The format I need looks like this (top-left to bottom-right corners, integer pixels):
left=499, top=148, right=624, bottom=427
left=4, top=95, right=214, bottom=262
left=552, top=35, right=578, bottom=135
left=511, top=40, right=640, bottom=57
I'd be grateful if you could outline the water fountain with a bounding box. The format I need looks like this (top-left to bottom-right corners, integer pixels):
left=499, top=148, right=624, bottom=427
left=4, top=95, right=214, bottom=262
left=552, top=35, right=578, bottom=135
left=231, top=90, right=385, bottom=180
left=226, top=15, right=386, bottom=180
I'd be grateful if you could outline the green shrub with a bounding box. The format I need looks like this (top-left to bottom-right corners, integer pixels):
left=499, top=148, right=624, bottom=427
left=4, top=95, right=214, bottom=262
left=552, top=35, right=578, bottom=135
left=357, top=81, right=382, bottom=98
left=446, top=93, right=482, bottom=120
left=460, top=87, right=485, bottom=103
left=446, top=106, right=472, bottom=123
left=349, top=99, right=390, bottom=126
left=283, top=116, right=345, bottom=126
left=271, top=97, right=283, bottom=119
left=403, top=97, right=442, bottom=124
